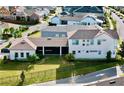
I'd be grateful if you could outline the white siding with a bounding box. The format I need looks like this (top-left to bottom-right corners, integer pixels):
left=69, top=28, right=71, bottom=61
left=69, top=34, right=118, bottom=59
left=9, top=50, right=35, bottom=60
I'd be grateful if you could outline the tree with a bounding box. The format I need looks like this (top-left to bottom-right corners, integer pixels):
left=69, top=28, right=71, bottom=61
left=118, top=42, right=124, bottom=59
left=65, top=53, right=75, bottom=62
left=106, top=51, right=112, bottom=61
left=20, top=71, right=25, bottom=83
left=3, top=28, right=9, bottom=34
left=9, top=27, right=15, bottom=35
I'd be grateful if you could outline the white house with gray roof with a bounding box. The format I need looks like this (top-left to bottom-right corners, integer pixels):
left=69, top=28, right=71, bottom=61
left=9, top=25, right=119, bottom=60
left=51, top=14, right=103, bottom=26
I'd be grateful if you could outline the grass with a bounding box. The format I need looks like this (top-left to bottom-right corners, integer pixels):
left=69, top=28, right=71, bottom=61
left=0, top=56, right=124, bottom=86
left=28, top=31, right=41, bottom=38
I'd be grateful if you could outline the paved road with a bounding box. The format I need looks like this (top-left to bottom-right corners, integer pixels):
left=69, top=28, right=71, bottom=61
left=32, top=67, right=117, bottom=86
left=111, top=12, right=124, bottom=40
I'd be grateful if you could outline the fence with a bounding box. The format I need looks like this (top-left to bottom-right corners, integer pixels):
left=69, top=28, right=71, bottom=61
left=0, top=66, right=75, bottom=86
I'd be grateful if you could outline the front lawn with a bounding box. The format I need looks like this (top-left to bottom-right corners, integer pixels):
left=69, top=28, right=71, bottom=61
left=0, top=56, right=124, bottom=86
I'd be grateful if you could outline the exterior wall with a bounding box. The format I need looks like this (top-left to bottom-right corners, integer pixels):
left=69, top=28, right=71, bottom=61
left=69, top=34, right=118, bottom=59
left=9, top=50, right=35, bottom=60
left=66, top=17, right=102, bottom=26
left=42, top=31, right=67, bottom=37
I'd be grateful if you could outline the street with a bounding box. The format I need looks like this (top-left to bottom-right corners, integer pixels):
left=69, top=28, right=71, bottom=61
left=111, top=12, right=124, bottom=40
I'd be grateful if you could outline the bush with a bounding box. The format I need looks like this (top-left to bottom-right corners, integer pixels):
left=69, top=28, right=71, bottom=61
left=37, top=53, right=44, bottom=59
left=106, top=51, right=112, bottom=61
left=27, top=54, right=39, bottom=63
left=64, top=53, right=75, bottom=62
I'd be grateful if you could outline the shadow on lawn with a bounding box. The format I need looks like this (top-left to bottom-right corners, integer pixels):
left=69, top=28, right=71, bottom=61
left=0, top=61, right=34, bottom=71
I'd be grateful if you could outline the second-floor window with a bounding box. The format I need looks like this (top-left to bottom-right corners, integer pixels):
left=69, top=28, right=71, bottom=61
left=72, top=40, right=79, bottom=45
left=97, top=40, right=101, bottom=45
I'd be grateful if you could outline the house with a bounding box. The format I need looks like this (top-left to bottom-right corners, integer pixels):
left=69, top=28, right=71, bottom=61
left=9, top=25, right=119, bottom=60
left=51, top=14, right=103, bottom=26
left=69, top=29, right=119, bottom=59
left=0, top=7, right=10, bottom=18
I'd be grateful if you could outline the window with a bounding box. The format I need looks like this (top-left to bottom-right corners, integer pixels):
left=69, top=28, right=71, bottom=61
left=55, top=34, right=59, bottom=37
left=86, top=51, right=89, bottom=53
left=90, top=39, right=94, bottom=45
left=83, top=40, right=85, bottom=42
left=86, top=44, right=89, bottom=46
left=97, top=40, right=101, bottom=45
left=62, top=34, right=65, bottom=37
left=15, top=52, right=18, bottom=58
left=72, top=40, right=79, bottom=45
left=72, top=51, right=76, bottom=54
left=26, top=52, right=30, bottom=57
left=87, top=40, right=89, bottom=42
left=98, top=51, right=101, bottom=55
left=82, top=44, right=85, bottom=46
left=78, top=50, right=81, bottom=53
left=21, top=52, right=24, bottom=57
left=88, top=23, right=90, bottom=25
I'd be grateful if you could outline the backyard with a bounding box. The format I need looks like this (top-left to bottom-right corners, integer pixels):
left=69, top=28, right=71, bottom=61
left=0, top=56, right=124, bottom=86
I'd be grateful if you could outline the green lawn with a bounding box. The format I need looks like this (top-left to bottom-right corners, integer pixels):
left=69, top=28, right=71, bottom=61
left=29, top=31, right=41, bottom=38
left=0, top=56, right=124, bottom=86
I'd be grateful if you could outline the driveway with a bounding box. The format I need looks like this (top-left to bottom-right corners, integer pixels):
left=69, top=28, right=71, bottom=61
left=32, top=67, right=117, bottom=86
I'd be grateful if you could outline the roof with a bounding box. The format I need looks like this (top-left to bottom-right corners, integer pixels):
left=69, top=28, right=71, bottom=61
left=73, top=6, right=103, bottom=13
left=63, top=6, right=103, bottom=14
left=42, top=25, right=101, bottom=32
left=69, top=29, right=100, bottom=39
left=28, top=37, right=68, bottom=47
left=60, top=14, right=103, bottom=22
left=106, top=30, right=119, bottom=39
left=69, top=29, right=119, bottom=40
left=10, top=38, right=37, bottom=50
left=10, top=37, right=68, bottom=50
left=0, top=7, right=10, bottom=16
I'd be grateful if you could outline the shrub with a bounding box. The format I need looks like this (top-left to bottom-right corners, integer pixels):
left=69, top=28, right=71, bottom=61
left=64, top=53, right=75, bottom=62
left=27, top=54, right=39, bottom=63
left=37, top=53, right=44, bottom=59
left=106, top=51, right=112, bottom=61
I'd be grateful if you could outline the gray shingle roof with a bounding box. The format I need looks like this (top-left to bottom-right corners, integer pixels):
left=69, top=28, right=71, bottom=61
left=42, top=25, right=101, bottom=32
left=69, top=29, right=100, bottom=39
left=28, top=37, right=68, bottom=47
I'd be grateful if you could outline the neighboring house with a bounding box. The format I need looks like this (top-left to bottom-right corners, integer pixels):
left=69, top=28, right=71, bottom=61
left=51, top=14, right=103, bottom=26
left=8, top=25, right=119, bottom=60
left=69, top=29, right=119, bottom=59
left=0, top=7, right=10, bottom=18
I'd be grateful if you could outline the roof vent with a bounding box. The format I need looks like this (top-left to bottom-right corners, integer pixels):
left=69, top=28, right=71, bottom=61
left=21, top=41, right=25, bottom=44
left=47, top=37, right=52, bottom=40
